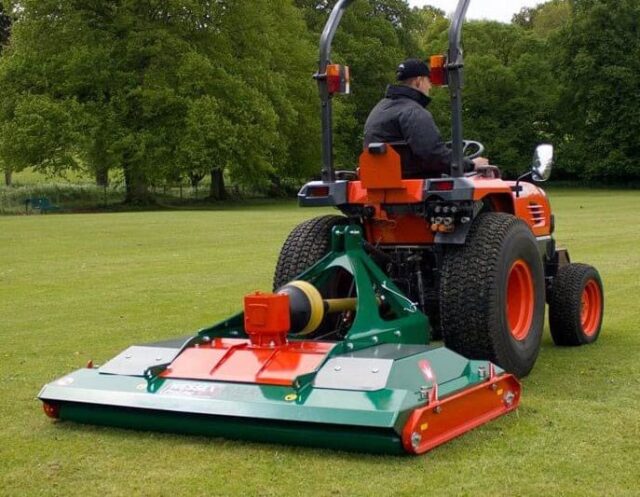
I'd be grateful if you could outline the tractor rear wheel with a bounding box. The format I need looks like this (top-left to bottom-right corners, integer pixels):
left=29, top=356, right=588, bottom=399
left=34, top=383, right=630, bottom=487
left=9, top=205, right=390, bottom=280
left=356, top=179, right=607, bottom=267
left=440, top=213, right=545, bottom=377
left=549, top=263, right=603, bottom=346
left=273, top=215, right=348, bottom=290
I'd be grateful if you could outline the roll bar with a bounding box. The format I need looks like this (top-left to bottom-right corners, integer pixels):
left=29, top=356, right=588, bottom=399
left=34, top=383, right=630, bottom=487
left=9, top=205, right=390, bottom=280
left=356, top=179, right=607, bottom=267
left=316, top=0, right=471, bottom=181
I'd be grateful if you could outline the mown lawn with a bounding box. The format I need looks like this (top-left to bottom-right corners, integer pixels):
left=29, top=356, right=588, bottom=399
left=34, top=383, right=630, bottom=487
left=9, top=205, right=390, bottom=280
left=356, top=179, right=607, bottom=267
left=1, top=190, right=638, bottom=497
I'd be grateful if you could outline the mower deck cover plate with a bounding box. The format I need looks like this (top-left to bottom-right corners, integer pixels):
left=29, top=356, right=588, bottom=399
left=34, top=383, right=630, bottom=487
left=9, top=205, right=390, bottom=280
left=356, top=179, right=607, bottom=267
left=99, top=346, right=179, bottom=376
left=160, top=338, right=333, bottom=386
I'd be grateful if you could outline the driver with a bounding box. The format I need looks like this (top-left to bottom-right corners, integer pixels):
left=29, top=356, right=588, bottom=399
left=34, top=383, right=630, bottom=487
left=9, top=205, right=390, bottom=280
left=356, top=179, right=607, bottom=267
left=364, top=58, right=489, bottom=178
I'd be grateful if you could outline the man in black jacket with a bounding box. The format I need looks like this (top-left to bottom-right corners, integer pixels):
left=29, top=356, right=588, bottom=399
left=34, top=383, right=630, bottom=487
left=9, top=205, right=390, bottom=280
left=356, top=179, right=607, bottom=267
left=364, top=58, right=488, bottom=178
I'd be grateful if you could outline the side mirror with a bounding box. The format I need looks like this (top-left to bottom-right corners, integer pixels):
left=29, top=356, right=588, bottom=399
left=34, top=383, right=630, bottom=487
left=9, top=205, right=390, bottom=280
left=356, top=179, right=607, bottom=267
left=532, top=144, right=554, bottom=182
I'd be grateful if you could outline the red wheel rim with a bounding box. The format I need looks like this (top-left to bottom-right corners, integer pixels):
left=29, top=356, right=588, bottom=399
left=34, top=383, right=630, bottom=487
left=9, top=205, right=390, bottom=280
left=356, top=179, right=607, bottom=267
left=506, top=259, right=535, bottom=341
left=581, top=279, right=602, bottom=337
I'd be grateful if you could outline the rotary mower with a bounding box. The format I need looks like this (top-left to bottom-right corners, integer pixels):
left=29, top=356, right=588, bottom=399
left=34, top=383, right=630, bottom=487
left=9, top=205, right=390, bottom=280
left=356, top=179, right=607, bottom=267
left=39, top=0, right=604, bottom=455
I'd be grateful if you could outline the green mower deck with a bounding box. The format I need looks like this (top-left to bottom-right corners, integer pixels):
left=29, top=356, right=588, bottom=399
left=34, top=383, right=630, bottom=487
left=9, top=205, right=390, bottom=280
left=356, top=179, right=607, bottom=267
left=40, top=226, right=521, bottom=455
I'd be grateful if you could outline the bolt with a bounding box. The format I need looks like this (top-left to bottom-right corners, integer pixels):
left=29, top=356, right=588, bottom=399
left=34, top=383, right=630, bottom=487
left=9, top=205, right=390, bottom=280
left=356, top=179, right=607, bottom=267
left=451, top=206, right=459, bottom=213
left=443, top=206, right=450, bottom=214
left=461, top=216, right=471, bottom=224
left=503, top=391, right=516, bottom=407
left=411, top=432, right=422, bottom=449
left=124, top=355, right=131, bottom=359
left=478, top=366, right=488, bottom=379
left=434, top=206, right=442, bottom=214
left=346, top=342, right=354, bottom=350
left=394, top=330, right=402, bottom=337
left=334, top=365, right=342, bottom=372
left=155, top=357, right=163, bottom=362
left=372, top=336, right=379, bottom=344
left=202, top=336, right=211, bottom=342
left=491, top=383, right=498, bottom=391
left=419, top=385, right=431, bottom=401
left=433, top=406, right=442, bottom=414
left=371, top=368, right=380, bottom=374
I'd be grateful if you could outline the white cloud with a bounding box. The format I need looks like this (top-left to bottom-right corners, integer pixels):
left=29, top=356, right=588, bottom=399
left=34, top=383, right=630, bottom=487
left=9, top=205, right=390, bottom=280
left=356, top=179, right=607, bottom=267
left=408, top=0, right=547, bottom=23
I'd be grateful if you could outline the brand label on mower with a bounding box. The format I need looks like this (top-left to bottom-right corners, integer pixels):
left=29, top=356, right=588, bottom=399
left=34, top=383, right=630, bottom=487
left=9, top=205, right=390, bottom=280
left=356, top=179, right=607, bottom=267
left=160, top=382, right=218, bottom=398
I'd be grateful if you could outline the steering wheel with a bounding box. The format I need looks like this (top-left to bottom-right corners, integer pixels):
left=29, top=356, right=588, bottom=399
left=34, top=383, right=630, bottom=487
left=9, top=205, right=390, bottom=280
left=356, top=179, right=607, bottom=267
left=445, top=140, right=485, bottom=160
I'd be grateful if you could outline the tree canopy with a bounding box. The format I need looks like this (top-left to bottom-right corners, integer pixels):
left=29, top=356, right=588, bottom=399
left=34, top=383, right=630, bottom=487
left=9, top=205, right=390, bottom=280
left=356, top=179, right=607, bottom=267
left=0, top=0, right=637, bottom=201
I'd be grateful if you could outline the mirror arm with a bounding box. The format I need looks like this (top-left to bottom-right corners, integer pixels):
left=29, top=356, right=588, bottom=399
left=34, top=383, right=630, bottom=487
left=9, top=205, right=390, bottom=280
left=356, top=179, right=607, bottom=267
left=515, top=171, right=533, bottom=199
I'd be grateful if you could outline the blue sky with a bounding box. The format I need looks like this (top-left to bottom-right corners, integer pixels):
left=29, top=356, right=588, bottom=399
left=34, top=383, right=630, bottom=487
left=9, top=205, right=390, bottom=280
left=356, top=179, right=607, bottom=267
left=407, top=0, right=546, bottom=23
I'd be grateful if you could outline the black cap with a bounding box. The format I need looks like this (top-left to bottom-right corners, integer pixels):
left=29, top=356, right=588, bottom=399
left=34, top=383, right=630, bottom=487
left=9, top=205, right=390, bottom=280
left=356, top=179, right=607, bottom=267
left=396, top=58, right=430, bottom=81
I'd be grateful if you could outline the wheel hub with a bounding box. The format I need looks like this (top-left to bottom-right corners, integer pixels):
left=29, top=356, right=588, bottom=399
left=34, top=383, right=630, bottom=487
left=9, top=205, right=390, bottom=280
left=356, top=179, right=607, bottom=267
left=581, top=280, right=602, bottom=337
left=506, top=259, right=535, bottom=341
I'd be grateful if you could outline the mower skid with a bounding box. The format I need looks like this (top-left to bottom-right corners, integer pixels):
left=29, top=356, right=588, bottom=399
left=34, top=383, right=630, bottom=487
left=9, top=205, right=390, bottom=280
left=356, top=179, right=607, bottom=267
left=402, top=372, right=521, bottom=454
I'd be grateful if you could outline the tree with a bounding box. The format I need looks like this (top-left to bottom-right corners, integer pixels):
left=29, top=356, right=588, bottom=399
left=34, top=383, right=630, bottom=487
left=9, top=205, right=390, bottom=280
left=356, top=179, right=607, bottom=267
left=410, top=14, right=560, bottom=177
left=513, top=1, right=571, bottom=39
left=0, top=4, right=9, bottom=50
left=555, top=0, right=640, bottom=180
left=0, top=0, right=318, bottom=202
left=0, top=2, right=11, bottom=185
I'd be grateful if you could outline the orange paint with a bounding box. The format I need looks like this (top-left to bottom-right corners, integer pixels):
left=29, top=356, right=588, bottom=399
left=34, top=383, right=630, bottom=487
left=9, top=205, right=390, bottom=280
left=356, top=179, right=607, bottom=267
left=472, top=177, right=552, bottom=237
left=507, top=260, right=535, bottom=340
left=244, top=292, right=290, bottom=347
left=402, top=373, right=521, bottom=454
left=581, top=279, right=603, bottom=337
left=160, top=339, right=333, bottom=386
left=359, top=146, right=404, bottom=190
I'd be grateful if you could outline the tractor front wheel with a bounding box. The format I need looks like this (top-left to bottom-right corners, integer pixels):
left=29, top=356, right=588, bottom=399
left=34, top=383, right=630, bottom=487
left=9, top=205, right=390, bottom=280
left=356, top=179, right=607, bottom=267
left=549, top=263, right=604, bottom=346
left=440, top=213, right=545, bottom=377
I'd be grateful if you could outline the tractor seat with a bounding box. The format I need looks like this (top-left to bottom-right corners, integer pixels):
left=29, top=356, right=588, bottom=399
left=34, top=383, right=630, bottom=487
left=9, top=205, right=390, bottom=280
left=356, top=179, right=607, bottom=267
left=366, top=142, right=442, bottom=180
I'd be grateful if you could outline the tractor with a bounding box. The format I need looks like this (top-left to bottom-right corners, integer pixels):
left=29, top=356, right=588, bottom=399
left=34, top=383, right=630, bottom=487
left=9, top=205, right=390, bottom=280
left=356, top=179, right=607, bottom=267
left=278, top=0, right=604, bottom=378
left=39, top=0, right=603, bottom=454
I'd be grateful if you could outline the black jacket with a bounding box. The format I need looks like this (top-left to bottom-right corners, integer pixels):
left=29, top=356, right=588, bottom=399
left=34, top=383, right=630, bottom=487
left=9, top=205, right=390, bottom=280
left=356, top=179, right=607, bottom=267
left=363, top=85, right=473, bottom=177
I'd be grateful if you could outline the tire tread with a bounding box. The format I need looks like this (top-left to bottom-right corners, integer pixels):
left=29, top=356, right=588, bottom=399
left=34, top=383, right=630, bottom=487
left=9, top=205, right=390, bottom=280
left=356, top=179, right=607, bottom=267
left=549, top=263, right=603, bottom=346
left=273, top=215, right=347, bottom=290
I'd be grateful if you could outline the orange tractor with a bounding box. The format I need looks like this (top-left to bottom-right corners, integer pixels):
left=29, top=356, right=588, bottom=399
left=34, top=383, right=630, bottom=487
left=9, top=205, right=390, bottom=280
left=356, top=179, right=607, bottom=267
left=39, top=0, right=604, bottom=455
left=278, top=0, right=604, bottom=378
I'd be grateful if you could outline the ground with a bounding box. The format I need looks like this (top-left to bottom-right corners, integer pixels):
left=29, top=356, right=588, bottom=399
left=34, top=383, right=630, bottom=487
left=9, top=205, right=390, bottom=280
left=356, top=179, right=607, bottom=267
left=1, top=190, right=638, bottom=497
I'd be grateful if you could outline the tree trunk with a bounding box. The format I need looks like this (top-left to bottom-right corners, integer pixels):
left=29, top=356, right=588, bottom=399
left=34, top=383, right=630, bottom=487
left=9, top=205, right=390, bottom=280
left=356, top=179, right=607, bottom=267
left=123, top=163, right=153, bottom=204
left=209, top=168, right=227, bottom=200
left=95, top=166, right=109, bottom=187
left=4, top=169, right=11, bottom=186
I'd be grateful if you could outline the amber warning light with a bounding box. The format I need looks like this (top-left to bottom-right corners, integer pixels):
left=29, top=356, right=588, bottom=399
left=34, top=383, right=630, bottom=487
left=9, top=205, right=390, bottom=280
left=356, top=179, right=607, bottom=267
left=429, top=55, right=447, bottom=86
left=326, top=64, right=351, bottom=95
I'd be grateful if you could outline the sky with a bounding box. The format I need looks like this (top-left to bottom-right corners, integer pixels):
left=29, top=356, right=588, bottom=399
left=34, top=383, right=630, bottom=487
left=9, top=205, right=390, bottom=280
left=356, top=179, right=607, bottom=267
left=407, top=0, right=546, bottom=23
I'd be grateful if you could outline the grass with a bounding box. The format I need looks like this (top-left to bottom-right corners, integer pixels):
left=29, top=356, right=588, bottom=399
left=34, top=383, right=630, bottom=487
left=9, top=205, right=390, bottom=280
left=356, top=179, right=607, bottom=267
left=1, top=190, right=639, bottom=497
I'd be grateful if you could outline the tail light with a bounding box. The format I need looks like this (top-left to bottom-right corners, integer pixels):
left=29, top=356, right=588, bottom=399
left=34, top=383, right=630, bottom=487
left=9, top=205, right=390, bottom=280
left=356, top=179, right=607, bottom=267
left=308, top=186, right=330, bottom=197
left=326, top=64, right=351, bottom=95
left=429, top=180, right=455, bottom=192
left=429, top=55, right=447, bottom=86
